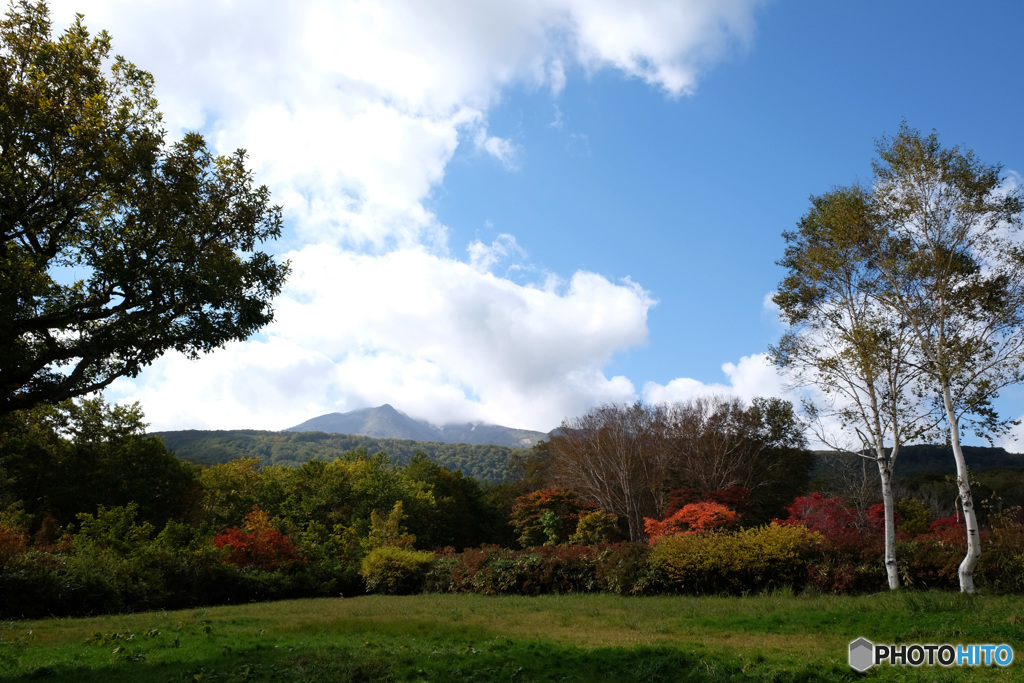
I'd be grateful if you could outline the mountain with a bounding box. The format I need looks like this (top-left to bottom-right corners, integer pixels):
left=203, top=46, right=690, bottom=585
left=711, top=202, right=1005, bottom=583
left=810, top=444, right=1024, bottom=484
left=284, top=404, right=549, bottom=449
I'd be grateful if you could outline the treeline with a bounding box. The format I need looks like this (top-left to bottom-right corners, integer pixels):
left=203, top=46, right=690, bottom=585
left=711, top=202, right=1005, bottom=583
left=5, top=396, right=1024, bottom=619
left=0, top=399, right=517, bottom=617
left=153, top=429, right=524, bottom=482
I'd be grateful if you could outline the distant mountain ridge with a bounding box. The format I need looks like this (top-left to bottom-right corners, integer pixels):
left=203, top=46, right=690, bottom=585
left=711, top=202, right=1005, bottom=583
left=284, top=404, right=549, bottom=449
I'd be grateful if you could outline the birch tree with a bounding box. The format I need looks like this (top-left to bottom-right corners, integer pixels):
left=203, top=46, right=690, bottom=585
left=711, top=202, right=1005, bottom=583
left=868, top=124, right=1024, bottom=593
left=771, top=185, right=932, bottom=589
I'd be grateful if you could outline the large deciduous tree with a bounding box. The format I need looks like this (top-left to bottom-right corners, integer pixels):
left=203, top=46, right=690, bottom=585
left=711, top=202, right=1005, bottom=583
left=549, top=402, right=669, bottom=542
left=869, top=124, right=1024, bottom=593
left=0, top=1, right=289, bottom=416
left=773, top=122, right=1024, bottom=593
left=662, top=396, right=811, bottom=524
left=549, top=397, right=810, bottom=541
left=771, top=185, right=932, bottom=589
left=0, top=397, right=200, bottom=528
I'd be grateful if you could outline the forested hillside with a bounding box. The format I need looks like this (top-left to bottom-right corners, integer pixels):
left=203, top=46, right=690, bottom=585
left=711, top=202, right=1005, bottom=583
left=152, top=429, right=528, bottom=482
left=810, top=445, right=1024, bottom=484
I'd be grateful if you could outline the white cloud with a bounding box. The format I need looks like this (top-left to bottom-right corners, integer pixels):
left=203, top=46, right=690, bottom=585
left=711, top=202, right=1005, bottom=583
left=118, top=246, right=653, bottom=431
left=999, top=419, right=1024, bottom=453
left=472, top=128, right=521, bottom=170
left=642, top=355, right=854, bottom=450
left=563, top=0, right=762, bottom=97
left=40, top=0, right=765, bottom=430
left=467, top=234, right=527, bottom=273
left=642, top=353, right=788, bottom=406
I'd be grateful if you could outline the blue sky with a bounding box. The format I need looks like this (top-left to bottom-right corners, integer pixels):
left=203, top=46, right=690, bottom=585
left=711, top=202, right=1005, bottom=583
left=439, top=1, right=1024, bottom=387
left=45, top=1, right=1024, bottom=445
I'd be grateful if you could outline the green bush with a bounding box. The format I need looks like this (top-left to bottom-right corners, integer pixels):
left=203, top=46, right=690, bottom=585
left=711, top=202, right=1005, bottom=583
left=425, top=545, right=606, bottom=595
left=980, top=521, right=1024, bottom=593
left=360, top=546, right=434, bottom=595
left=649, top=523, right=817, bottom=595
left=570, top=510, right=622, bottom=545
left=595, top=543, right=654, bottom=595
left=423, top=555, right=461, bottom=593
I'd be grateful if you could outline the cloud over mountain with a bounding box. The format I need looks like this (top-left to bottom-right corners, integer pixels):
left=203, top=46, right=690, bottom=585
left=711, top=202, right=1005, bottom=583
left=47, top=0, right=767, bottom=431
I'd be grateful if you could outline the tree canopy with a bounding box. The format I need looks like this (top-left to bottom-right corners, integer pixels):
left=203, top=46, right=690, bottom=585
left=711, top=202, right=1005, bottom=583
left=0, top=1, right=289, bottom=416
left=773, top=122, right=1024, bottom=593
left=549, top=397, right=811, bottom=541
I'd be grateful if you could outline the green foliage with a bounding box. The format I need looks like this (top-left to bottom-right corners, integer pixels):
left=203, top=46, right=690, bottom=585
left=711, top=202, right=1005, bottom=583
left=509, top=487, right=594, bottom=547
left=569, top=509, right=622, bottom=545
left=594, top=543, right=655, bottom=595
left=365, top=501, right=416, bottom=551
left=0, top=398, right=199, bottom=529
left=293, top=521, right=363, bottom=596
left=649, top=523, right=818, bottom=595
left=424, top=545, right=606, bottom=595
left=359, top=546, right=434, bottom=595
left=0, top=1, right=289, bottom=416
left=155, top=428, right=526, bottom=482
left=404, top=453, right=500, bottom=550
left=61, top=504, right=165, bottom=614
left=895, top=497, right=931, bottom=537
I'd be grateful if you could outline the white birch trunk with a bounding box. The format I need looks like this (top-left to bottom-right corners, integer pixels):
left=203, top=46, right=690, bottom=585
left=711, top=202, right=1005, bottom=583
left=942, top=384, right=982, bottom=593
left=876, top=457, right=899, bottom=589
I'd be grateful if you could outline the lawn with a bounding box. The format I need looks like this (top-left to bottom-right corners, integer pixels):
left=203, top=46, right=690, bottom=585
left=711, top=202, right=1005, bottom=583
left=0, top=591, right=1020, bottom=681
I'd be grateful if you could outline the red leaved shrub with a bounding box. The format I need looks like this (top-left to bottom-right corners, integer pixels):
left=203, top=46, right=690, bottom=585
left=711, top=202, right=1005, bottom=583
left=644, top=502, right=738, bottom=543
left=212, top=506, right=302, bottom=570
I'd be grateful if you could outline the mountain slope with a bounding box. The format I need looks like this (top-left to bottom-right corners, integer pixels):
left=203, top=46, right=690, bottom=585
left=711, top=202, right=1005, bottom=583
left=284, top=404, right=548, bottom=448
left=151, top=429, right=526, bottom=481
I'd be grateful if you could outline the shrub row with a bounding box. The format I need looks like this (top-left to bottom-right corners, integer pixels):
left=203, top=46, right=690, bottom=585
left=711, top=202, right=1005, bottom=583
left=4, top=514, right=1023, bottom=617
left=383, top=522, right=1024, bottom=598
left=414, top=524, right=819, bottom=597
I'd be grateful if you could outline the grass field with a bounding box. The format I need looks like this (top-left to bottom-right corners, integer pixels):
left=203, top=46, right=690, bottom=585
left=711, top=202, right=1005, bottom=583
left=1, top=591, right=1021, bottom=681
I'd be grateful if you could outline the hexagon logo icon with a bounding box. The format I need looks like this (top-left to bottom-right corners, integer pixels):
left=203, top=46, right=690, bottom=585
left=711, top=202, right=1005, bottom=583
left=849, top=637, right=874, bottom=672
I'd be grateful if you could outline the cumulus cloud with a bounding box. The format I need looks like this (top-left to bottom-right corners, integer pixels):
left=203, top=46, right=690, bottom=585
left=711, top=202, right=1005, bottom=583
left=642, top=353, right=789, bottom=406
left=41, top=0, right=765, bottom=430
left=116, top=246, right=653, bottom=431
left=564, top=0, right=761, bottom=97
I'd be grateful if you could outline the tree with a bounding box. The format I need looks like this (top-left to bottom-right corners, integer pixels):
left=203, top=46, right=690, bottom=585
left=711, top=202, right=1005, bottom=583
left=509, top=487, right=595, bottom=547
left=663, top=396, right=812, bottom=524
left=0, top=1, right=289, bottom=417
left=549, top=402, right=670, bottom=542
left=212, top=506, right=302, bottom=571
left=0, top=397, right=199, bottom=529
left=774, top=123, right=1024, bottom=593
left=404, top=453, right=499, bottom=551
left=549, top=398, right=810, bottom=541
left=771, top=185, right=933, bottom=589
left=867, top=124, right=1024, bottom=593
left=644, top=501, right=739, bottom=542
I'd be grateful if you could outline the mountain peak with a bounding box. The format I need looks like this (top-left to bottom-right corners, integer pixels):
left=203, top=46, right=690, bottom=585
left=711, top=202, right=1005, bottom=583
left=284, top=405, right=548, bottom=448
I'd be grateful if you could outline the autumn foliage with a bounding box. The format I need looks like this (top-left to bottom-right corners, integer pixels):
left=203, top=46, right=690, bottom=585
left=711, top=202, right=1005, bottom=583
left=212, top=506, right=302, bottom=570
left=644, top=501, right=739, bottom=542
left=510, top=488, right=596, bottom=547
left=0, top=524, right=27, bottom=566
